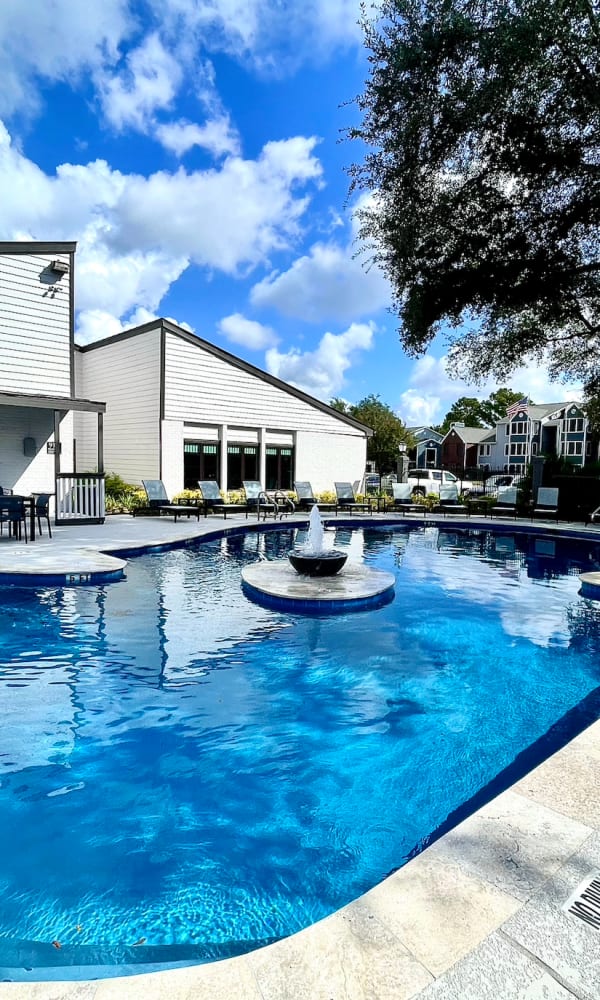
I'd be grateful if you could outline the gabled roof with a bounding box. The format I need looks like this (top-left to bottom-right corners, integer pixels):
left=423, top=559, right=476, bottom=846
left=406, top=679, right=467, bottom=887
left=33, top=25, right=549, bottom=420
left=77, top=318, right=373, bottom=436
left=407, top=425, right=443, bottom=442
left=442, top=425, right=491, bottom=445
left=498, top=401, right=580, bottom=422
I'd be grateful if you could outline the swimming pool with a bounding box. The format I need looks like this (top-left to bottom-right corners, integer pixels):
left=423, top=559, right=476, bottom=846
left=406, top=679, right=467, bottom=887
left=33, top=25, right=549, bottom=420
left=0, top=523, right=599, bottom=978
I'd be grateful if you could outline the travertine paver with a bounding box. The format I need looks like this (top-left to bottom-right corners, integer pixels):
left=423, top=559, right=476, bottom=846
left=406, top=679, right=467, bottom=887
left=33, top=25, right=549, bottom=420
left=428, top=788, right=592, bottom=901
left=416, top=930, right=576, bottom=999
left=247, top=898, right=433, bottom=1000
left=359, top=852, right=521, bottom=977
left=515, top=739, right=600, bottom=827
left=503, top=831, right=600, bottom=1000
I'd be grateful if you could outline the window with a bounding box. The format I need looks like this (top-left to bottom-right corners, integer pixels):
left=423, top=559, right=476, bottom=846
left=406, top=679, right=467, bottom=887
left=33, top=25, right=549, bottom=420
left=510, top=442, right=526, bottom=456
left=510, top=421, right=527, bottom=435
left=265, top=446, right=294, bottom=490
left=432, top=471, right=443, bottom=481
left=532, top=441, right=537, bottom=454
left=227, top=444, right=259, bottom=489
left=567, top=441, right=583, bottom=456
left=479, top=444, right=491, bottom=457
left=183, top=441, right=220, bottom=489
left=587, top=441, right=593, bottom=456
left=504, top=443, right=509, bottom=455
left=567, top=418, right=584, bottom=432
left=425, top=447, right=437, bottom=465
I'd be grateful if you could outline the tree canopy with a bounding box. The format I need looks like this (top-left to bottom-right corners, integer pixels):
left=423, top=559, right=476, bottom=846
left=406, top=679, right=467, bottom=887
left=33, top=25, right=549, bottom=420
left=435, top=388, right=528, bottom=432
left=330, top=394, right=414, bottom=470
left=349, top=1, right=600, bottom=409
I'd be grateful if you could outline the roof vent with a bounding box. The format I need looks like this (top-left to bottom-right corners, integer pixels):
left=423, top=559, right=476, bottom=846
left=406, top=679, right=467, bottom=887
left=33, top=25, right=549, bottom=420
left=50, top=259, right=69, bottom=275
left=562, top=871, right=600, bottom=930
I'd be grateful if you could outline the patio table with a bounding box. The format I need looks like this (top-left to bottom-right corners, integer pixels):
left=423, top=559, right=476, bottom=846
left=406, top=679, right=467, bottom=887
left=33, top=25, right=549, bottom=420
left=1, top=495, right=36, bottom=541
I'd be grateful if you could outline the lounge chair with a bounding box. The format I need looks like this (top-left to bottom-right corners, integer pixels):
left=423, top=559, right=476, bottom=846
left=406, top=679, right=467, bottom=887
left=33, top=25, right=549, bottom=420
left=294, top=482, right=336, bottom=513
left=242, top=481, right=295, bottom=520
left=586, top=505, right=600, bottom=525
left=137, top=480, right=201, bottom=521
left=532, top=487, right=559, bottom=522
left=434, top=485, right=467, bottom=516
left=334, top=482, right=372, bottom=514
left=388, top=482, right=422, bottom=513
left=197, top=481, right=247, bottom=519
left=490, top=487, right=519, bottom=519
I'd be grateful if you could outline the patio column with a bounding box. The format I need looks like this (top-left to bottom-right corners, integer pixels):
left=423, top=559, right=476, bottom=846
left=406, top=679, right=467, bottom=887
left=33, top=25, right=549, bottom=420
left=97, top=412, right=104, bottom=474
left=259, top=427, right=266, bottom=487
left=219, top=424, right=228, bottom=493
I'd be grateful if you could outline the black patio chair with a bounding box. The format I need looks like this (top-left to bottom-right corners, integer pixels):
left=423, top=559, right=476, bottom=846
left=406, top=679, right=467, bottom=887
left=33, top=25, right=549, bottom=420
left=532, top=487, right=559, bottom=522
left=0, top=496, right=28, bottom=542
left=34, top=493, right=52, bottom=537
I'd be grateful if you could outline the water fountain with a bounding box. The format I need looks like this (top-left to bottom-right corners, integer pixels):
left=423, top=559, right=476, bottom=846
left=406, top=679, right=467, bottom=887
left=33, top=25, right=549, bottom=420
left=241, top=505, right=395, bottom=613
left=288, top=504, right=347, bottom=576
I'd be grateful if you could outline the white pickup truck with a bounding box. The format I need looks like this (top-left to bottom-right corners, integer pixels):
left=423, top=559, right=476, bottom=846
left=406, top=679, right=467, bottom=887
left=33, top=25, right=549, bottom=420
left=407, top=469, right=476, bottom=496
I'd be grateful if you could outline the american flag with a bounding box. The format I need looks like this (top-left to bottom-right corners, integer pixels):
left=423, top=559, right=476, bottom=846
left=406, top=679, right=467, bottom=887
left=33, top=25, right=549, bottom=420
left=506, top=397, right=529, bottom=420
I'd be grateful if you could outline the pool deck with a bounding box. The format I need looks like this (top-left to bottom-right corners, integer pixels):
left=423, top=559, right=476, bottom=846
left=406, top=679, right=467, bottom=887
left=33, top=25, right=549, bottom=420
left=1, top=510, right=599, bottom=999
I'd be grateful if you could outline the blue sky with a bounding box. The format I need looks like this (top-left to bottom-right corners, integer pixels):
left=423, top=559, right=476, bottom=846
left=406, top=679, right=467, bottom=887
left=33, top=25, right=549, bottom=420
left=0, top=0, right=581, bottom=425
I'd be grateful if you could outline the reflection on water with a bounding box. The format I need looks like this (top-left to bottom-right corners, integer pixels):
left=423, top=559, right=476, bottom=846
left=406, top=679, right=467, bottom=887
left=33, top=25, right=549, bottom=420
left=0, top=525, right=599, bottom=973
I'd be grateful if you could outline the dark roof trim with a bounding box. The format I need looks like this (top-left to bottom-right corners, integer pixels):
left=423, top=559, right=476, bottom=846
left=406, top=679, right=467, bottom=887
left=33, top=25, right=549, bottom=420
left=78, top=318, right=373, bottom=436
left=0, top=241, right=77, bottom=255
left=0, top=390, right=105, bottom=413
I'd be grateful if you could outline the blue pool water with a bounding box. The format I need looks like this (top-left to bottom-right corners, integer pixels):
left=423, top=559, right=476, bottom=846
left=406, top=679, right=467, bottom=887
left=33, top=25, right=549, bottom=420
left=1, top=524, right=600, bottom=978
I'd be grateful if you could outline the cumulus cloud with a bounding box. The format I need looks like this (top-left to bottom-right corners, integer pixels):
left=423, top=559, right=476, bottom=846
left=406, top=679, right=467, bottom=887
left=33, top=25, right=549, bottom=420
left=0, top=121, right=322, bottom=339
left=217, top=313, right=278, bottom=350
left=250, top=240, right=391, bottom=323
left=397, top=353, right=583, bottom=426
left=99, top=33, right=183, bottom=132
left=0, top=0, right=131, bottom=118
left=0, top=1, right=361, bottom=127
left=265, top=321, right=375, bottom=399
left=156, top=116, right=240, bottom=157
left=76, top=305, right=193, bottom=345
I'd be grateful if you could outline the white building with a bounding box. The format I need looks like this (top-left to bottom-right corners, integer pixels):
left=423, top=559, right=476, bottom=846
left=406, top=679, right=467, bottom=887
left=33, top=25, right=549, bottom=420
left=75, top=319, right=370, bottom=498
left=0, top=242, right=105, bottom=522
left=1, top=241, right=370, bottom=516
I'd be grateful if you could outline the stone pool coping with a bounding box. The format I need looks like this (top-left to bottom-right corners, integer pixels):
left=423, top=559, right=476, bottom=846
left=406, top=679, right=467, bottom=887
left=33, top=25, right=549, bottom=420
left=0, top=511, right=599, bottom=998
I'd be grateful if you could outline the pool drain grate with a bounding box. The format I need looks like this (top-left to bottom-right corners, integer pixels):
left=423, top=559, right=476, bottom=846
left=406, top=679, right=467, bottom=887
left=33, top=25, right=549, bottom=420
left=562, top=871, right=600, bottom=930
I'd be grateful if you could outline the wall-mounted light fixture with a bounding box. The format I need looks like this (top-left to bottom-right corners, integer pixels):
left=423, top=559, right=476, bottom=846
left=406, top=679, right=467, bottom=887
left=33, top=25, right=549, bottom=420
left=50, top=259, right=69, bottom=275
left=23, top=436, right=37, bottom=457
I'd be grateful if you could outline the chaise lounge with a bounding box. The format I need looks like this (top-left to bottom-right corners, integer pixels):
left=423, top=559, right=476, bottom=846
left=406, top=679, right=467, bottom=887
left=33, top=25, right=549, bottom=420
left=197, top=481, right=247, bottom=519
left=137, top=480, right=201, bottom=521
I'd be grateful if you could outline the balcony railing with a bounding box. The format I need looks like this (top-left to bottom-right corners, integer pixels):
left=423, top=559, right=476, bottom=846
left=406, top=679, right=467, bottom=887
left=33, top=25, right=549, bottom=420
left=55, top=474, right=105, bottom=524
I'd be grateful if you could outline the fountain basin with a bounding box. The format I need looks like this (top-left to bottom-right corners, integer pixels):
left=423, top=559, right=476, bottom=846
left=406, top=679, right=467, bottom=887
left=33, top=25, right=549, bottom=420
left=241, top=561, right=395, bottom=615
left=288, top=549, right=347, bottom=577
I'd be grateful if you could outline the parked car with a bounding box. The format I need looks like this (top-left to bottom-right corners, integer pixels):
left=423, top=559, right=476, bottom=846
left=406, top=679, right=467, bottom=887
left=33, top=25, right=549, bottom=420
left=469, top=473, right=525, bottom=497
left=407, top=469, right=477, bottom=496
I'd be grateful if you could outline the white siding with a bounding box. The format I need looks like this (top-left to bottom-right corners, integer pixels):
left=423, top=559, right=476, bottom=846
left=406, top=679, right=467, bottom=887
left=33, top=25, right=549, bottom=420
left=163, top=332, right=364, bottom=438
left=75, top=329, right=161, bottom=484
left=295, top=429, right=366, bottom=494
left=0, top=406, right=74, bottom=505
left=0, top=252, right=71, bottom=396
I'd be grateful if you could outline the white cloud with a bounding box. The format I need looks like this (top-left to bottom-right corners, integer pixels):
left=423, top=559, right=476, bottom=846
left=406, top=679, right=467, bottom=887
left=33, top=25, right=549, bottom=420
left=0, top=121, right=322, bottom=340
left=217, top=313, right=277, bottom=350
left=0, top=1, right=362, bottom=127
left=156, top=116, right=240, bottom=157
left=0, top=0, right=131, bottom=117
left=251, top=240, right=391, bottom=323
left=265, top=321, right=375, bottom=399
left=397, top=353, right=583, bottom=426
left=76, top=306, right=193, bottom=345
left=99, top=32, right=183, bottom=132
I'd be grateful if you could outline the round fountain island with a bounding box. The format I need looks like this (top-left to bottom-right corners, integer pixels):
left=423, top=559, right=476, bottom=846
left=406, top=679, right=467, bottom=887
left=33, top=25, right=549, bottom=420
left=241, top=506, right=395, bottom=614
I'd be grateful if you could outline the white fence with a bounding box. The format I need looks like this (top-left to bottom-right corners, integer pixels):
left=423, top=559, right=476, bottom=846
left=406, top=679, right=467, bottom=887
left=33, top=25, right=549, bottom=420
left=56, top=474, right=105, bottom=523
